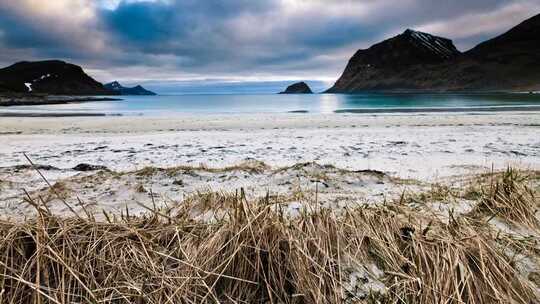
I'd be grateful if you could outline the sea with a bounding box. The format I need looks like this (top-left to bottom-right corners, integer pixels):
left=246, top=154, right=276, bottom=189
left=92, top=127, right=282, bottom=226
left=3, top=93, right=540, bottom=116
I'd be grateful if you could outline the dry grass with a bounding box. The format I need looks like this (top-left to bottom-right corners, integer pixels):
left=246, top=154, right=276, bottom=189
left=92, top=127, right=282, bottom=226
left=0, top=169, right=538, bottom=303
left=135, top=159, right=270, bottom=178
left=469, top=168, right=540, bottom=230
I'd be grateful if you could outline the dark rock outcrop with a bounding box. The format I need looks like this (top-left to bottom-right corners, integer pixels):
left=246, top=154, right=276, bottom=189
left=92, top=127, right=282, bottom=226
left=0, top=60, right=114, bottom=95
left=72, top=163, right=108, bottom=172
left=104, top=81, right=157, bottom=95
left=327, top=13, right=540, bottom=92
left=279, top=82, right=313, bottom=94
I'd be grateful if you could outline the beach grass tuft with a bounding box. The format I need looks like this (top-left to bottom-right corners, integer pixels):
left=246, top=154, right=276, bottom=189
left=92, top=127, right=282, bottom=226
left=470, top=167, right=539, bottom=229
left=0, top=168, right=538, bottom=303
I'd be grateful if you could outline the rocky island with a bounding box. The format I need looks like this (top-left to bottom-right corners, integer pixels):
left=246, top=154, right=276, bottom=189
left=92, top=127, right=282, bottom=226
left=279, top=81, right=313, bottom=94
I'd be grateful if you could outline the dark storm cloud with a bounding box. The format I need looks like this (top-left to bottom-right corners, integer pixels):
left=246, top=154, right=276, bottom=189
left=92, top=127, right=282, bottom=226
left=103, top=2, right=178, bottom=43
left=0, top=7, right=80, bottom=58
left=0, top=13, right=53, bottom=49
left=98, top=0, right=281, bottom=68
left=97, top=1, right=385, bottom=74
left=0, top=1, right=106, bottom=64
left=0, top=0, right=539, bottom=81
left=101, top=1, right=276, bottom=47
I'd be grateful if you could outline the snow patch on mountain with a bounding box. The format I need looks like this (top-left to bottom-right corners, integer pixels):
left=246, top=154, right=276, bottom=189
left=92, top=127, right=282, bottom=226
left=108, top=81, right=122, bottom=89
left=32, top=74, right=54, bottom=83
left=404, top=29, right=459, bottom=59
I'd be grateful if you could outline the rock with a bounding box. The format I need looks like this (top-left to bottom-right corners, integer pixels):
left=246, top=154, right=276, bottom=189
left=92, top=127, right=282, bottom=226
left=104, top=81, right=157, bottom=95
left=72, top=164, right=108, bottom=172
left=279, top=82, right=313, bottom=94
left=0, top=60, right=114, bottom=95
left=12, top=164, right=59, bottom=172
left=327, top=13, right=540, bottom=92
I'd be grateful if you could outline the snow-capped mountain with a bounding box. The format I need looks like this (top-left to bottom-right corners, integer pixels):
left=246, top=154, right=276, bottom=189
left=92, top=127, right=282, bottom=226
left=327, top=13, right=540, bottom=92
left=402, top=29, right=460, bottom=60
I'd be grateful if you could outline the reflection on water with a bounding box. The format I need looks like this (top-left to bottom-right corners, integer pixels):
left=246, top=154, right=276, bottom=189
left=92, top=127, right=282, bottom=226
left=2, top=93, right=540, bottom=115
left=340, top=93, right=540, bottom=109
left=319, top=94, right=340, bottom=114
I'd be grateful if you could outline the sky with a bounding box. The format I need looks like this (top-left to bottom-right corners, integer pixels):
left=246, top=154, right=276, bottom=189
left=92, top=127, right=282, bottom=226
left=0, top=0, right=539, bottom=92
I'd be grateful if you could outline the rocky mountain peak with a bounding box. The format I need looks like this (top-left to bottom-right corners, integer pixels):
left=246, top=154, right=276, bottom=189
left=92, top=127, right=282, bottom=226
left=401, top=29, right=460, bottom=59
left=342, top=28, right=460, bottom=74
left=109, top=81, right=122, bottom=89
left=326, top=13, right=540, bottom=93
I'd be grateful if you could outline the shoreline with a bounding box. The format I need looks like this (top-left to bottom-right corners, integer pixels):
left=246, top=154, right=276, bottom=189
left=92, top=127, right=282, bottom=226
left=0, top=95, right=122, bottom=107
left=0, top=112, right=121, bottom=117
left=0, top=111, right=539, bottom=133
left=334, top=105, right=540, bottom=114
left=2, top=106, right=540, bottom=118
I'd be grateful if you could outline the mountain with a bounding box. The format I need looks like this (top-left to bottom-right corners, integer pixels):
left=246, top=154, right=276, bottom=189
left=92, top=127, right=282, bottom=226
left=279, top=82, right=313, bottom=94
left=458, top=13, right=540, bottom=91
left=0, top=60, right=113, bottom=95
left=466, top=13, right=540, bottom=60
left=327, top=13, right=540, bottom=92
left=104, top=81, right=156, bottom=95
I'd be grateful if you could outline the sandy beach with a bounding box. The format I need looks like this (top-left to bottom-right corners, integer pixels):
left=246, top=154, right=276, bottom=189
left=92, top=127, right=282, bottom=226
left=0, top=111, right=539, bottom=218
left=1, top=111, right=539, bottom=176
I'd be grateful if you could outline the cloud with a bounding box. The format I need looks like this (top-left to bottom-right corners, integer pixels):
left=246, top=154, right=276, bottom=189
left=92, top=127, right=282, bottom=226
left=0, top=1, right=106, bottom=57
left=417, top=2, right=540, bottom=49
left=0, top=0, right=538, bottom=84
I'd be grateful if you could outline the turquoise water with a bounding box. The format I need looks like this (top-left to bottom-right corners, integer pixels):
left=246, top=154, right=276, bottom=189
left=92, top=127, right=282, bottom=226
left=4, top=93, right=540, bottom=115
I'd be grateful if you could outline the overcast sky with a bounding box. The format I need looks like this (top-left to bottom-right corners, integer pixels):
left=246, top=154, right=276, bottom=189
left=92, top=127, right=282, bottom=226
left=0, top=0, right=538, bottom=87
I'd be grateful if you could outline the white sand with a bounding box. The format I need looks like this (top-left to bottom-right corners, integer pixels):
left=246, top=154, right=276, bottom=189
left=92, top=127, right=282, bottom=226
left=0, top=161, right=407, bottom=218
left=0, top=112, right=539, bottom=180
left=0, top=111, right=539, bottom=216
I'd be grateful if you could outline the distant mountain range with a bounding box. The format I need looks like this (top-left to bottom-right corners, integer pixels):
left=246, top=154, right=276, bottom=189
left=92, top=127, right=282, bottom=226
left=327, top=13, right=540, bottom=93
left=1, top=13, right=539, bottom=96
left=104, top=81, right=156, bottom=95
